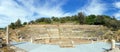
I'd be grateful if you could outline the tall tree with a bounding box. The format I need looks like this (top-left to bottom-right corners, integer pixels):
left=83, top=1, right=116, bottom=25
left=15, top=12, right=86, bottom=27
left=9, top=23, right=15, bottom=29
left=15, top=19, right=22, bottom=28
left=78, top=12, right=85, bottom=24
left=94, top=15, right=105, bottom=25
left=85, top=15, right=96, bottom=24
left=23, top=22, right=27, bottom=25
left=51, top=16, right=60, bottom=22
left=44, top=18, right=52, bottom=24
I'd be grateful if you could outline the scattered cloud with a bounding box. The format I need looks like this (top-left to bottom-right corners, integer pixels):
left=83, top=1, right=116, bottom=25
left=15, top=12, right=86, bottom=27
left=113, top=11, right=120, bottom=20
left=0, top=0, right=118, bottom=27
left=15, top=0, right=70, bottom=17
left=0, top=0, right=69, bottom=27
left=113, top=12, right=120, bottom=19
left=76, top=0, right=106, bottom=15
left=113, top=2, right=120, bottom=19
left=0, top=0, right=31, bottom=27
left=114, top=2, right=120, bottom=9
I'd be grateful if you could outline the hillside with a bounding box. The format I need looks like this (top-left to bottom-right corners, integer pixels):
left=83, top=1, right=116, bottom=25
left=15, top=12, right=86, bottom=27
left=6, top=12, right=120, bottom=45
left=8, top=25, right=110, bottom=44
left=9, top=12, right=120, bottom=31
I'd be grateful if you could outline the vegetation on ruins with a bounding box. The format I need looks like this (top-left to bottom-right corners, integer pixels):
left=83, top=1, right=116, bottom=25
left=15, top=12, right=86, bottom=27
left=9, top=19, right=23, bottom=29
left=6, top=12, right=120, bottom=41
left=9, top=12, right=120, bottom=31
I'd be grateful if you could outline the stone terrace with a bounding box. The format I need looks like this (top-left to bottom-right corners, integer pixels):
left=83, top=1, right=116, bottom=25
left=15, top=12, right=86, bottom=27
left=18, top=25, right=108, bottom=48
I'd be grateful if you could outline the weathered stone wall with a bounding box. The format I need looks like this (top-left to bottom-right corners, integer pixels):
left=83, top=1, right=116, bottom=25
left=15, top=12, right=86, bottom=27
left=27, top=25, right=107, bottom=39
left=17, top=25, right=108, bottom=47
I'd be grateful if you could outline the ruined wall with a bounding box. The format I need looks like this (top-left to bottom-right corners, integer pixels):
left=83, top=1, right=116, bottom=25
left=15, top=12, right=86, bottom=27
left=15, top=25, right=109, bottom=47
left=26, top=25, right=108, bottom=39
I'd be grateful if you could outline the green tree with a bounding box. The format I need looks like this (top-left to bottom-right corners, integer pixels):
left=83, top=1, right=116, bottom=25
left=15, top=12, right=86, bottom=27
left=51, top=16, right=60, bottom=22
left=23, top=22, right=27, bottom=25
left=9, top=19, right=23, bottom=29
left=9, top=23, right=15, bottom=29
left=44, top=18, right=52, bottom=24
left=29, top=21, right=35, bottom=24
left=15, top=19, right=22, bottom=28
left=94, top=15, right=105, bottom=25
left=60, top=18, right=66, bottom=23
left=71, top=15, right=78, bottom=21
left=35, top=17, right=43, bottom=23
left=78, top=12, right=85, bottom=24
left=85, top=15, right=96, bottom=24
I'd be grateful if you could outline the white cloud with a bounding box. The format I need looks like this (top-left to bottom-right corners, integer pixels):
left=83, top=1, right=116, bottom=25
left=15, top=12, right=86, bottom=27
left=15, top=0, right=70, bottom=17
left=0, top=0, right=69, bottom=27
left=114, top=2, right=120, bottom=9
left=76, top=0, right=106, bottom=15
left=113, top=2, right=120, bottom=19
left=0, top=0, right=108, bottom=27
left=0, top=0, right=31, bottom=27
left=113, top=11, right=120, bottom=20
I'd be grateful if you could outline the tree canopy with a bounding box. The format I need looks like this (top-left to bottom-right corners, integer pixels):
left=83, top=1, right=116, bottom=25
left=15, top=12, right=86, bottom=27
left=9, top=19, right=23, bottom=29
left=9, top=12, right=120, bottom=31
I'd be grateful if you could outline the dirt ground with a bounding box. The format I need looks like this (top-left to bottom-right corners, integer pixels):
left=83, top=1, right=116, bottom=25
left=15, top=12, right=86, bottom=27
left=34, top=38, right=91, bottom=44
left=33, top=38, right=92, bottom=48
left=0, top=46, right=15, bottom=52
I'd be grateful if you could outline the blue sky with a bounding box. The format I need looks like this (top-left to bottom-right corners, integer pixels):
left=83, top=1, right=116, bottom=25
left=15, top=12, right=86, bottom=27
left=0, top=0, right=120, bottom=27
